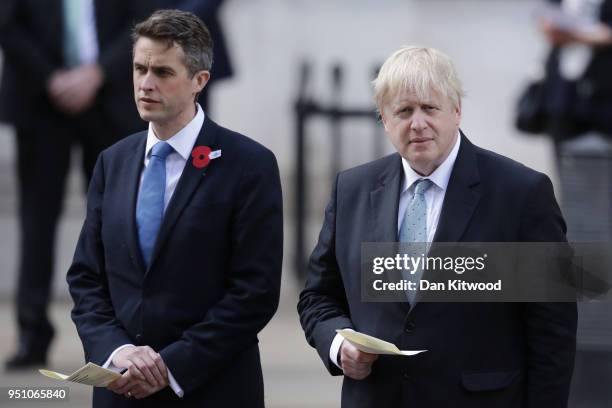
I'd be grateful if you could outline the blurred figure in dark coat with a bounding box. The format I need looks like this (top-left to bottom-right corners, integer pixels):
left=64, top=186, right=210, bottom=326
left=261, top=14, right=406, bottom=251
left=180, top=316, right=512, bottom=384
left=538, top=0, right=612, bottom=404
left=0, top=0, right=148, bottom=369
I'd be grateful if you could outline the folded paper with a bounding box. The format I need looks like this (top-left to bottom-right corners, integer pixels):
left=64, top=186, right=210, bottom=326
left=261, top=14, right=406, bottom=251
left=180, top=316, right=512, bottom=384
left=337, top=329, right=427, bottom=356
left=39, top=362, right=121, bottom=387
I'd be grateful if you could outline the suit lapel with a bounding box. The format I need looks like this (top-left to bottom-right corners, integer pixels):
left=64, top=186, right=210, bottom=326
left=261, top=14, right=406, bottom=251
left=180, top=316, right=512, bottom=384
left=369, top=154, right=403, bottom=243
left=147, top=116, right=220, bottom=273
left=433, top=132, right=481, bottom=243
left=93, top=0, right=105, bottom=43
left=50, top=0, right=64, bottom=59
left=121, top=133, right=148, bottom=273
left=408, top=133, right=480, bottom=315
left=369, top=156, right=417, bottom=314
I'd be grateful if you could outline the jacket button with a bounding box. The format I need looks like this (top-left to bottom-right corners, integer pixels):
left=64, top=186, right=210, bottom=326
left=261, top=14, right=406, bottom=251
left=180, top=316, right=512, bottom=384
left=404, top=321, right=416, bottom=333
left=135, top=334, right=143, bottom=343
left=403, top=372, right=412, bottom=380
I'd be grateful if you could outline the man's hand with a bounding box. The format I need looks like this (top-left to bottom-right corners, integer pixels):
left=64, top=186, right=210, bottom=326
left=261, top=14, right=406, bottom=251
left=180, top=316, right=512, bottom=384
left=107, top=369, right=167, bottom=399
left=111, top=345, right=168, bottom=391
left=339, top=340, right=378, bottom=380
left=539, top=19, right=612, bottom=47
left=47, top=64, right=104, bottom=114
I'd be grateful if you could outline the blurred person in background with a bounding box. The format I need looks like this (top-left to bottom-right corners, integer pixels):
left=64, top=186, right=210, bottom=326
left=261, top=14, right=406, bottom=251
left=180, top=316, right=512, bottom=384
left=538, top=0, right=612, bottom=404
left=154, top=0, right=233, bottom=112
left=0, top=0, right=148, bottom=370
left=540, top=0, right=612, bottom=144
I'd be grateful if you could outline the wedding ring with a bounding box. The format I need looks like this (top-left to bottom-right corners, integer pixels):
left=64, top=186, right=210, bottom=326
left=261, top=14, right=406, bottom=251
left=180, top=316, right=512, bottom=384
left=127, top=391, right=132, bottom=398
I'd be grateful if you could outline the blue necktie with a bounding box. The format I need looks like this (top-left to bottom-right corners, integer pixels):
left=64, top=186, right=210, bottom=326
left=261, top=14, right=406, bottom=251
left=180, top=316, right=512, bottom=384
left=399, top=179, right=433, bottom=304
left=136, top=141, right=174, bottom=268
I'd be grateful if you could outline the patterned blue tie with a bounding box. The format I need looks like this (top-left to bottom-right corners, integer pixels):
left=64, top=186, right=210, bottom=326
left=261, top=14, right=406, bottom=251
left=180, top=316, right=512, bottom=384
left=136, top=141, right=174, bottom=268
left=399, top=179, right=433, bottom=304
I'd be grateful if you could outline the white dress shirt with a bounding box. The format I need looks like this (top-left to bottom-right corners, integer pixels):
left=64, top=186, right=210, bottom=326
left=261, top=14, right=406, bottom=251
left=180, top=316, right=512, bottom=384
left=329, top=133, right=461, bottom=368
left=103, top=103, right=206, bottom=398
left=138, top=103, right=205, bottom=212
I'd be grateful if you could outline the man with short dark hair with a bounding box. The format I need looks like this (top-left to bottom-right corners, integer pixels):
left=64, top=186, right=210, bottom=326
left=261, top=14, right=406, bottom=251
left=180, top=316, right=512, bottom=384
left=67, top=9, right=282, bottom=406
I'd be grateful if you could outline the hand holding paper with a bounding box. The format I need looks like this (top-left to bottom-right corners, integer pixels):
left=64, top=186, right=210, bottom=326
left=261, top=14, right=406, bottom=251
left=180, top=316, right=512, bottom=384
left=336, top=329, right=426, bottom=381
left=338, top=339, right=379, bottom=380
left=337, top=329, right=427, bottom=356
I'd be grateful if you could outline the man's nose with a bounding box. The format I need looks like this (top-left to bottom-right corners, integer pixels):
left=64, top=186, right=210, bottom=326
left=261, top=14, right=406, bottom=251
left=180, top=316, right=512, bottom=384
left=410, top=109, right=428, bottom=131
left=139, top=72, right=155, bottom=91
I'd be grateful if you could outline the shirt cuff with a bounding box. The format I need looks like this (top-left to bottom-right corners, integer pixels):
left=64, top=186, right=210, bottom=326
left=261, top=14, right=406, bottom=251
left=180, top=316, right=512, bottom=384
left=167, top=369, right=184, bottom=398
left=103, top=344, right=134, bottom=371
left=330, top=329, right=353, bottom=369
left=102, top=344, right=183, bottom=398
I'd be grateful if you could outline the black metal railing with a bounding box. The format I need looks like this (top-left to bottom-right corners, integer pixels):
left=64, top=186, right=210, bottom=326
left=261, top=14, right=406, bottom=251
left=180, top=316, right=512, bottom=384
left=293, top=61, right=383, bottom=281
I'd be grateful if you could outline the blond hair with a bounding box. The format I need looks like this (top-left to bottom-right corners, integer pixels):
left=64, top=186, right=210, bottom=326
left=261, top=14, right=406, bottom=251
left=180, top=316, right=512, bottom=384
left=373, top=46, right=465, bottom=111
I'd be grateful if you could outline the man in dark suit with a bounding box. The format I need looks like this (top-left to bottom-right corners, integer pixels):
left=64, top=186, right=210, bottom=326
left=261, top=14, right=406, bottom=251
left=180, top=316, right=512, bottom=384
left=298, top=46, right=577, bottom=407
left=0, top=0, right=148, bottom=369
left=67, top=10, right=282, bottom=406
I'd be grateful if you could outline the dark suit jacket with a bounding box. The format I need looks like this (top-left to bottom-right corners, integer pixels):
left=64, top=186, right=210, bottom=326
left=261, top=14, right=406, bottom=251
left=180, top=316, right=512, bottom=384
left=67, top=117, right=283, bottom=407
left=0, top=0, right=147, bottom=134
left=298, top=134, right=577, bottom=407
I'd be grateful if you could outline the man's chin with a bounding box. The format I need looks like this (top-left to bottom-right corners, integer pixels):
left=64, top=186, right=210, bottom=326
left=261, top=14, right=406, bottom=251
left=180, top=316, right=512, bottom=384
left=405, top=149, right=433, bottom=163
left=137, top=110, right=158, bottom=123
left=405, top=153, right=438, bottom=176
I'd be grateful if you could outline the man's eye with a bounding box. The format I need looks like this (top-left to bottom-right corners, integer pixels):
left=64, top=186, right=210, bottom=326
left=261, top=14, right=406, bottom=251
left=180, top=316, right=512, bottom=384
left=423, top=105, right=436, bottom=111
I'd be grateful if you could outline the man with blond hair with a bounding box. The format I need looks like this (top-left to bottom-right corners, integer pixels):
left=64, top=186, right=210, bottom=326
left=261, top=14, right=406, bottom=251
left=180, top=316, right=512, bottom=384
left=298, top=46, right=576, bottom=407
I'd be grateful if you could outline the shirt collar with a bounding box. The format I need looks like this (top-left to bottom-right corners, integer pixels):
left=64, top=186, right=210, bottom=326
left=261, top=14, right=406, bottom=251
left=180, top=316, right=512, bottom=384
left=401, top=131, right=461, bottom=193
left=144, top=103, right=205, bottom=161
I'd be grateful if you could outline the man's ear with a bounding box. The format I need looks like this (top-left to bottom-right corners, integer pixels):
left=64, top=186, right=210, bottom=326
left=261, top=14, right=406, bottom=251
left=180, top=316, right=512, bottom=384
left=380, top=109, right=389, bottom=132
left=194, top=70, right=210, bottom=93
left=454, top=103, right=462, bottom=126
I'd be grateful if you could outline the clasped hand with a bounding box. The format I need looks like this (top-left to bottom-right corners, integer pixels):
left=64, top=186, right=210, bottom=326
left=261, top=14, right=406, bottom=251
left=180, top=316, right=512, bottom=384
left=47, top=64, right=104, bottom=115
left=107, top=345, right=169, bottom=399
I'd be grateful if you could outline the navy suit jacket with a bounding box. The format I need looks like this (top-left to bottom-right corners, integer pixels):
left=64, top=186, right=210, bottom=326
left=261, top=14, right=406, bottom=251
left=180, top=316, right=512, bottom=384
left=298, top=134, right=577, bottom=408
left=67, top=116, right=282, bottom=407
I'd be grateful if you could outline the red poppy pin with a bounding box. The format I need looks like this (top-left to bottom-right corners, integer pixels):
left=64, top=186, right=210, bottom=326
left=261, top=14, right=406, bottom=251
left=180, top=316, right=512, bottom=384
left=191, top=146, right=211, bottom=168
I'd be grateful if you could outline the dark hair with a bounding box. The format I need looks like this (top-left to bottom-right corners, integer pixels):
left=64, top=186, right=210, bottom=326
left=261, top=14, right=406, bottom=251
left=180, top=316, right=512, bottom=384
left=132, top=9, right=213, bottom=77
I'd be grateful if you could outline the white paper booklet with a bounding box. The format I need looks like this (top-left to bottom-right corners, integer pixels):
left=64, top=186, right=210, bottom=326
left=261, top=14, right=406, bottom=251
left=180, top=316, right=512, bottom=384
left=39, top=362, right=121, bottom=387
